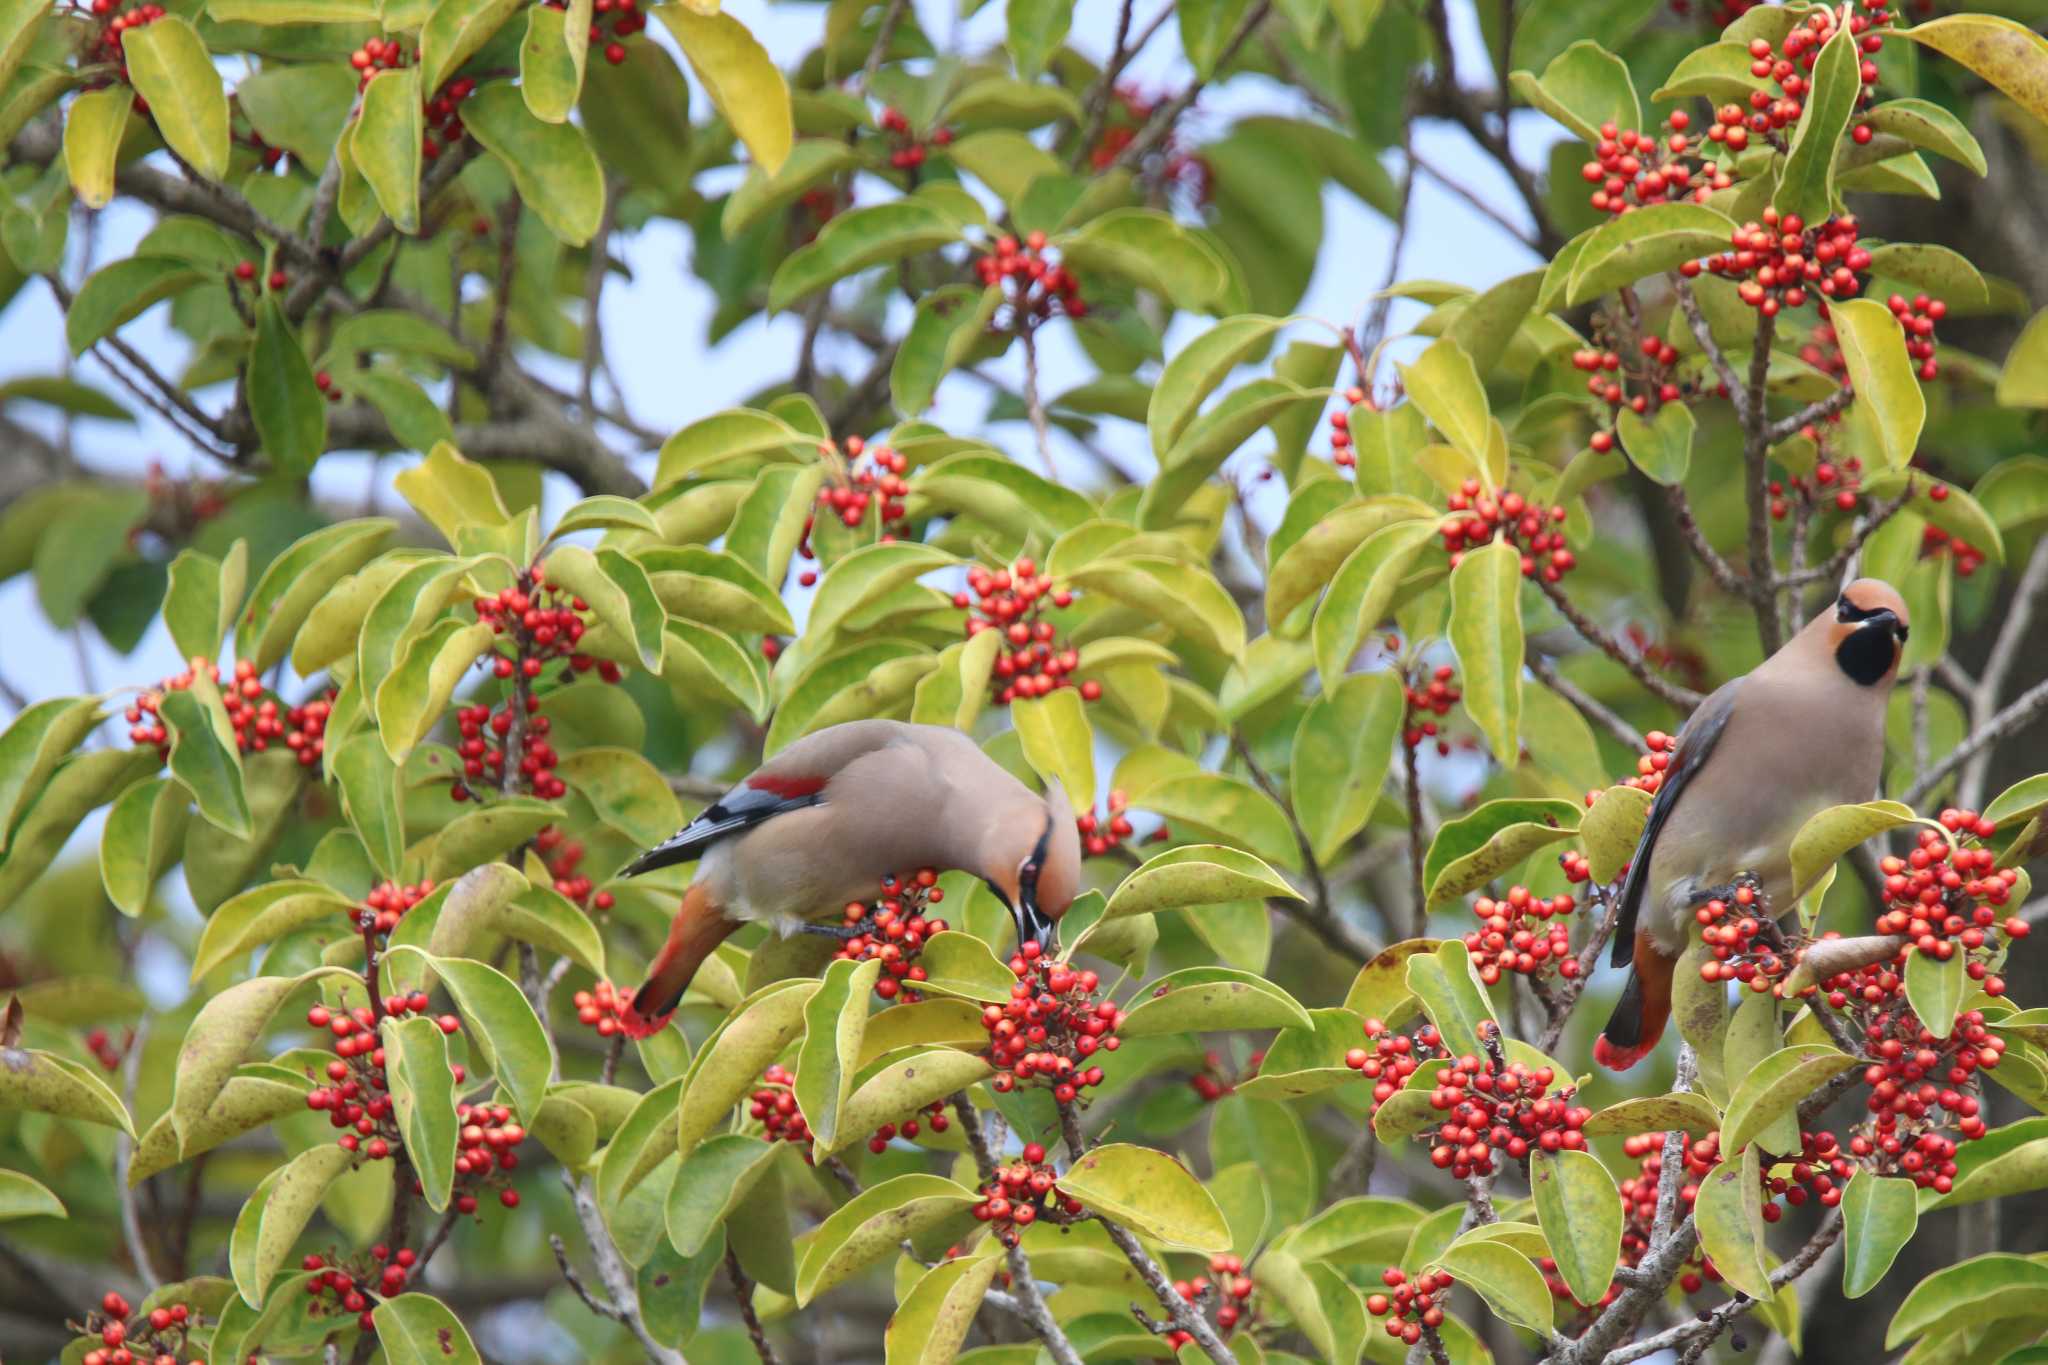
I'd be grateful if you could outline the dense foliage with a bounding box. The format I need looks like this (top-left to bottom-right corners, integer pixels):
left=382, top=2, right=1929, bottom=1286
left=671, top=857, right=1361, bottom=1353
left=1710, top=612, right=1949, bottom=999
left=8, top=0, right=2048, bottom=1361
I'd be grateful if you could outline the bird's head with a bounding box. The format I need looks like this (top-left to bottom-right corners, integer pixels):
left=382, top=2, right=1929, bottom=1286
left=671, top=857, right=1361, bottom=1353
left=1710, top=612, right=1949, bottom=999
left=980, top=779, right=1082, bottom=954
left=1825, top=577, right=1911, bottom=686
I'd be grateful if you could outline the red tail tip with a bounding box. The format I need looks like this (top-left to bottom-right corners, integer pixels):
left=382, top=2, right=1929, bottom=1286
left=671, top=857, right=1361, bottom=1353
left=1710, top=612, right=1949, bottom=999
left=617, top=991, right=672, bottom=1040
left=1594, top=1034, right=1651, bottom=1072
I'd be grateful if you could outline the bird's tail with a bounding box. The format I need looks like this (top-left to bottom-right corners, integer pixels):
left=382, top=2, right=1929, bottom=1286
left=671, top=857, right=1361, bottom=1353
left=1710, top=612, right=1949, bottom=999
left=1594, top=929, right=1677, bottom=1071
left=619, top=883, right=738, bottom=1039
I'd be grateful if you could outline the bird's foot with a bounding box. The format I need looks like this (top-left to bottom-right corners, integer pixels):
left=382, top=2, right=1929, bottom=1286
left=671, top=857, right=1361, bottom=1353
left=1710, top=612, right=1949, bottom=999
left=795, top=920, right=868, bottom=942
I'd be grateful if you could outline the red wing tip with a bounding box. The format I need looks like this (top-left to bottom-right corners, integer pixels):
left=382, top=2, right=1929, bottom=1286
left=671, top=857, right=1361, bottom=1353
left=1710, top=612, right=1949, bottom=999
left=1593, top=1035, right=1651, bottom=1072
left=617, top=998, right=672, bottom=1040
left=746, top=773, right=826, bottom=797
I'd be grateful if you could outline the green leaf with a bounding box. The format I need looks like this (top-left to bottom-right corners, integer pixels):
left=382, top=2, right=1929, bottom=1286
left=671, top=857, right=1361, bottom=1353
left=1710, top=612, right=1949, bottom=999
left=1141, top=379, right=1327, bottom=529
left=0, top=1047, right=133, bottom=1134
left=1059, top=1143, right=1231, bottom=1252
left=1102, top=844, right=1298, bottom=919
left=1788, top=800, right=1919, bottom=899
left=1404, top=939, right=1496, bottom=1054
left=1055, top=208, right=1230, bottom=309
left=554, top=747, right=680, bottom=849
left=1250, top=1249, right=1367, bottom=1363
left=1116, top=966, right=1312, bottom=1037
left=1511, top=39, right=1639, bottom=143
left=0, top=1168, right=63, bottom=1221
left=1865, top=243, right=1990, bottom=311
left=375, top=1293, right=483, bottom=1365
left=98, top=776, right=189, bottom=916
left=914, top=931, right=1019, bottom=1003
left=655, top=408, right=804, bottom=486
left=1530, top=1149, right=1621, bottom=1308
left=1885, top=1254, right=2048, bottom=1349
left=549, top=493, right=660, bottom=540
left=62, top=86, right=129, bottom=210
left=1696, top=1143, right=1771, bottom=1299
left=676, top=980, right=820, bottom=1159
left=1447, top=539, right=1524, bottom=765
left=1429, top=1235, right=1554, bottom=1334
left=0, top=694, right=102, bottom=854
left=1582, top=1089, right=1722, bottom=1138
left=1615, top=400, right=1695, bottom=486
left=1568, top=201, right=1734, bottom=305
left=245, top=518, right=396, bottom=672
left=1117, top=770, right=1297, bottom=870
left=160, top=685, right=250, bottom=838
left=1311, top=520, right=1441, bottom=689
left=791, top=956, right=878, bottom=1153
left=594, top=1075, right=683, bottom=1222
left=331, top=733, right=405, bottom=878
left=162, top=541, right=244, bottom=665
left=2000, top=309, right=2048, bottom=410
left=1856, top=470, right=2004, bottom=566
left=1291, top=671, right=1403, bottom=863
left=1060, top=556, right=1246, bottom=657
left=542, top=543, right=666, bottom=670
left=1509, top=0, right=1653, bottom=73
left=229, top=1144, right=353, bottom=1308
left=234, top=61, right=358, bottom=165
left=892, top=284, right=1002, bottom=417
left=1896, top=14, right=2048, bottom=129
left=249, top=295, right=327, bottom=475
left=886, top=1254, right=1005, bottom=1365
left=1010, top=688, right=1094, bottom=811
left=830, top=1049, right=993, bottom=1152
left=1842, top=1170, right=1918, bottom=1298
left=664, top=1132, right=782, bottom=1257
left=1005, top=0, right=1070, bottom=78
left=795, top=1173, right=981, bottom=1305
left=1342, top=938, right=1435, bottom=1027
left=121, top=17, right=227, bottom=182
left=415, top=950, right=553, bottom=1123
left=1722, top=1044, right=1858, bottom=1154
left=657, top=7, right=792, bottom=173
left=1652, top=40, right=1772, bottom=103
left=1930, top=1133, right=2048, bottom=1208
left=723, top=140, right=860, bottom=236
left=808, top=540, right=957, bottom=641
left=461, top=83, right=605, bottom=245
left=66, top=255, right=206, bottom=354
left=1773, top=19, right=1859, bottom=226
left=1395, top=338, right=1492, bottom=483
left=1580, top=784, right=1652, bottom=885
left=420, top=0, right=522, bottom=93
left=769, top=200, right=965, bottom=312
left=372, top=617, right=496, bottom=763
left=0, top=0, right=47, bottom=97
left=354, top=67, right=422, bottom=233
left=1905, top=948, right=1966, bottom=1041
left=1861, top=98, right=1986, bottom=177
left=190, top=879, right=354, bottom=981
left=393, top=443, right=509, bottom=546
left=1267, top=495, right=1435, bottom=627
left=1831, top=297, right=1926, bottom=472
left=1148, top=314, right=1291, bottom=466
left=383, top=1012, right=462, bottom=1211
left=1423, top=795, right=1581, bottom=907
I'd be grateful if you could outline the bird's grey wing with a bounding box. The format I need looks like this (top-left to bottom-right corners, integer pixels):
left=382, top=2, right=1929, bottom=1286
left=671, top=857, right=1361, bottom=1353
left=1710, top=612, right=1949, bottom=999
left=1609, top=677, right=1742, bottom=966
left=620, top=776, right=825, bottom=877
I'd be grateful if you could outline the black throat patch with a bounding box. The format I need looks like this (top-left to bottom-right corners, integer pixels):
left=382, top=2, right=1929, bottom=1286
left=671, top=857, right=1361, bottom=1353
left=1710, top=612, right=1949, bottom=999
left=1835, top=624, right=1896, bottom=686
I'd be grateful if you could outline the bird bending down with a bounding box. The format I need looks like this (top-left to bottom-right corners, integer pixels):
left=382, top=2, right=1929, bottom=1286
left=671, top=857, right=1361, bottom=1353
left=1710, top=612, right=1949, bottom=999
left=614, top=719, right=1082, bottom=1038
left=1595, top=578, right=1911, bottom=1071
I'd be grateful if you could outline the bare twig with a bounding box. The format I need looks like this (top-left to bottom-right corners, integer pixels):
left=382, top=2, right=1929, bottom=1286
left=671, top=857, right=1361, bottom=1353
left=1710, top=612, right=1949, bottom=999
left=1742, top=308, right=1783, bottom=654
left=1402, top=736, right=1426, bottom=936
left=1906, top=675, right=2048, bottom=808
left=1410, top=151, right=1537, bottom=249
left=1537, top=577, right=1703, bottom=712
left=556, top=1173, right=688, bottom=1365
left=1608, top=1211, right=1843, bottom=1364
left=1777, top=482, right=1915, bottom=589
left=726, top=1246, right=781, bottom=1365
left=1960, top=535, right=2048, bottom=808
left=1764, top=384, right=1856, bottom=444
left=1017, top=322, right=1058, bottom=478
left=859, top=0, right=909, bottom=91
left=1527, top=651, right=1640, bottom=750
left=1106, top=1, right=1273, bottom=174
left=1666, top=483, right=1753, bottom=600
left=114, top=1021, right=160, bottom=1292
left=1670, top=275, right=1745, bottom=412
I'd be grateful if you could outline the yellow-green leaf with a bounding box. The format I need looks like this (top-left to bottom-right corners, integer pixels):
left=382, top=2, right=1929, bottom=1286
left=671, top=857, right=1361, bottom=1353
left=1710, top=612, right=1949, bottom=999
left=228, top=1144, right=354, bottom=1308
left=1831, top=298, right=1926, bottom=472
left=1429, top=1235, right=1553, bottom=1334
left=1530, top=1148, right=1621, bottom=1307
left=1395, top=338, right=1492, bottom=483
left=1722, top=1043, right=1858, bottom=1154
left=122, top=16, right=230, bottom=180
left=1788, top=800, right=1919, bottom=899
left=1058, top=1143, right=1232, bottom=1252
left=658, top=6, right=792, bottom=173
left=1581, top=784, right=1652, bottom=885
left=461, top=83, right=606, bottom=245
left=1896, top=14, right=2048, bottom=128
left=1696, top=1142, right=1771, bottom=1299
left=1447, top=538, right=1524, bottom=765
left=1010, top=688, right=1094, bottom=811
left=355, top=67, right=423, bottom=233
left=1842, top=1170, right=1918, bottom=1298
left=62, top=86, right=130, bottom=210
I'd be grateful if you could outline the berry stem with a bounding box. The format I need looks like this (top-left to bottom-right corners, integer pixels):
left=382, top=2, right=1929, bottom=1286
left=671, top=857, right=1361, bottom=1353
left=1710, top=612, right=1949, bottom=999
left=725, top=1245, right=782, bottom=1365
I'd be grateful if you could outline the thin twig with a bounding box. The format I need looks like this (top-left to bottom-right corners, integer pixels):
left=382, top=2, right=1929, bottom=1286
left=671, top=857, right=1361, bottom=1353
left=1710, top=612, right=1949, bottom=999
left=1905, top=674, right=2048, bottom=808
left=1537, top=578, right=1703, bottom=712
left=1410, top=151, right=1537, bottom=248
left=1106, top=1, right=1273, bottom=174
left=114, top=1020, right=160, bottom=1292
left=1666, top=483, right=1752, bottom=600
left=859, top=0, right=909, bottom=91
left=579, top=177, right=622, bottom=415
left=1017, top=322, right=1058, bottom=478
left=1526, top=652, right=1639, bottom=750
left=1670, top=275, right=1745, bottom=418
left=557, top=1172, right=688, bottom=1364
left=1742, top=308, right=1783, bottom=653
left=1402, top=737, right=1426, bottom=937
left=1960, top=535, right=2048, bottom=808
left=1777, top=482, right=1915, bottom=588
left=1764, top=384, right=1856, bottom=444
left=1607, top=1211, right=1843, bottom=1364
left=727, top=1245, right=781, bottom=1365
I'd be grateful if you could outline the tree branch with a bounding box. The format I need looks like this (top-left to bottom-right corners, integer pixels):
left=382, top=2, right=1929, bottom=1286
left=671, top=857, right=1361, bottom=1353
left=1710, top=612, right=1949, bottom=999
left=1536, top=578, right=1703, bottom=712
left=1959, top=535, right=2048, bottom=809
left=1905, top=674, right=2048, bottom=809
left=1106, top=1, right=1273, bottom=174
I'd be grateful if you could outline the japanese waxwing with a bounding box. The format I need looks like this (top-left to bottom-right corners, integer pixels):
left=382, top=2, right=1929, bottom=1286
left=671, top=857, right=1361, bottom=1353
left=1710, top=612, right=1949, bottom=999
left=615, top=719, right=1081, bottom=1036
left=1595, top=578, right=1911, bottom=1070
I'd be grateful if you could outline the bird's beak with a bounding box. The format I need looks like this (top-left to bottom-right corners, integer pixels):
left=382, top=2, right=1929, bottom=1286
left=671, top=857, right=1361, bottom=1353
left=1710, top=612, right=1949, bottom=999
left=1019, top=895, right=1059, bottom=955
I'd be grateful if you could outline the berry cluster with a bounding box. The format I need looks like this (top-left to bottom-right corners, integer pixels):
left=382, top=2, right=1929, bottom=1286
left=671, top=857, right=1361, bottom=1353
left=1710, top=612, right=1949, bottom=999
left=830, top=868, right=949, bottom=1002
left=300, top=1246, right=418, bottom=1333
left=1768, top=450, right=1866, bottom=519
left=357, top=878, right=436, bottom=937
left=1622, top=728, right=1675, bottom=799
left=1075, top=787, right=1168, bottom=857
left=1848, top=1008, right=2001, bottom=1190
left=1438, top=482, right=1577, bottom=581
left=1691, top=211, right=1871, bottom=315
left=1403, top=663, right=1462, bottom=753
left=750, top=1064, right=815, bottom=1148
left=77, top=1291, right=204, bottom=1365
left=537, top=826, right=612, bottom=911
left=1614, top=1133, right=1720, bottom=1296
left=1573, top=335, right=1696, bottom=446
left=1085, top=86, right=1211, bottom=203
left=971, top=1143, right=1082, bottom=1246
left=1464, top=885, right=1580, bottom=985
left=83, top=1026, right=132, bottom=1071
left=1873, top=809, right=2025, bottom=985
left=1419, top=1050, right=1590, bottom=1176
left=1694, top=881, right=1790, bottom=993
left=450, top=1100, right=527, bottom=1211
left=1344, top=1017, right=1442, bottom=1107
left=88, top=3, right=164, bottom=104
left=314, top=367, right=345, bottom=404
left=1161, top=1254, right=1257, bottom=1348
left=806, top=434, right=911, bottom=542
left=348, top=35, right=408, bottom=89
left=1884, top=292, right=1947, bottom=381
left=1367, top=1268, right=1455, bottom=1348
left=1577, top=113, right=1730, bottom=214
left=975, top=232, right=1087, bottom=320
left=540, top=0, right=645, bottom=66
left=1187, top=1047, right=1253, bottom=1104
left=125, top=660, right=333, bottom=766
left=572, top=979, right=630, bottom=1037
left=1921, top=522, right=1986, bottom=577
left=474, top=571, right=613, bottom=682
left=877, top=105, right=954, bottom=170
left=230, top=259, right=291, bottom=293
left=954, top=558, right=1096, bottom=707
left=863, top=1101, right=949, bottom=1154
left=1323, top=385, right=1371, bottom=469
left=303, top=994, right=464, bottom=1160
left=981, top=945, right=1121, bottom=1103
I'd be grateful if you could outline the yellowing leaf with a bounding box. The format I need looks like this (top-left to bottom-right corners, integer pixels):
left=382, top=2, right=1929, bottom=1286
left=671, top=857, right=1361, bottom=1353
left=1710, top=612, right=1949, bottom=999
left=657, top=7, right=792, bottom=173
left=121, top=17, right=230, bottom=180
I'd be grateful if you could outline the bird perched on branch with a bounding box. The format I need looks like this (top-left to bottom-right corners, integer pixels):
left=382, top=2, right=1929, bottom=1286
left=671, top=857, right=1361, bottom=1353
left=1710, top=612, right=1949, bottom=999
left=1595, top=578, right=1910, bottom=1071
left=614, top=719, right=1081, bottom=1037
